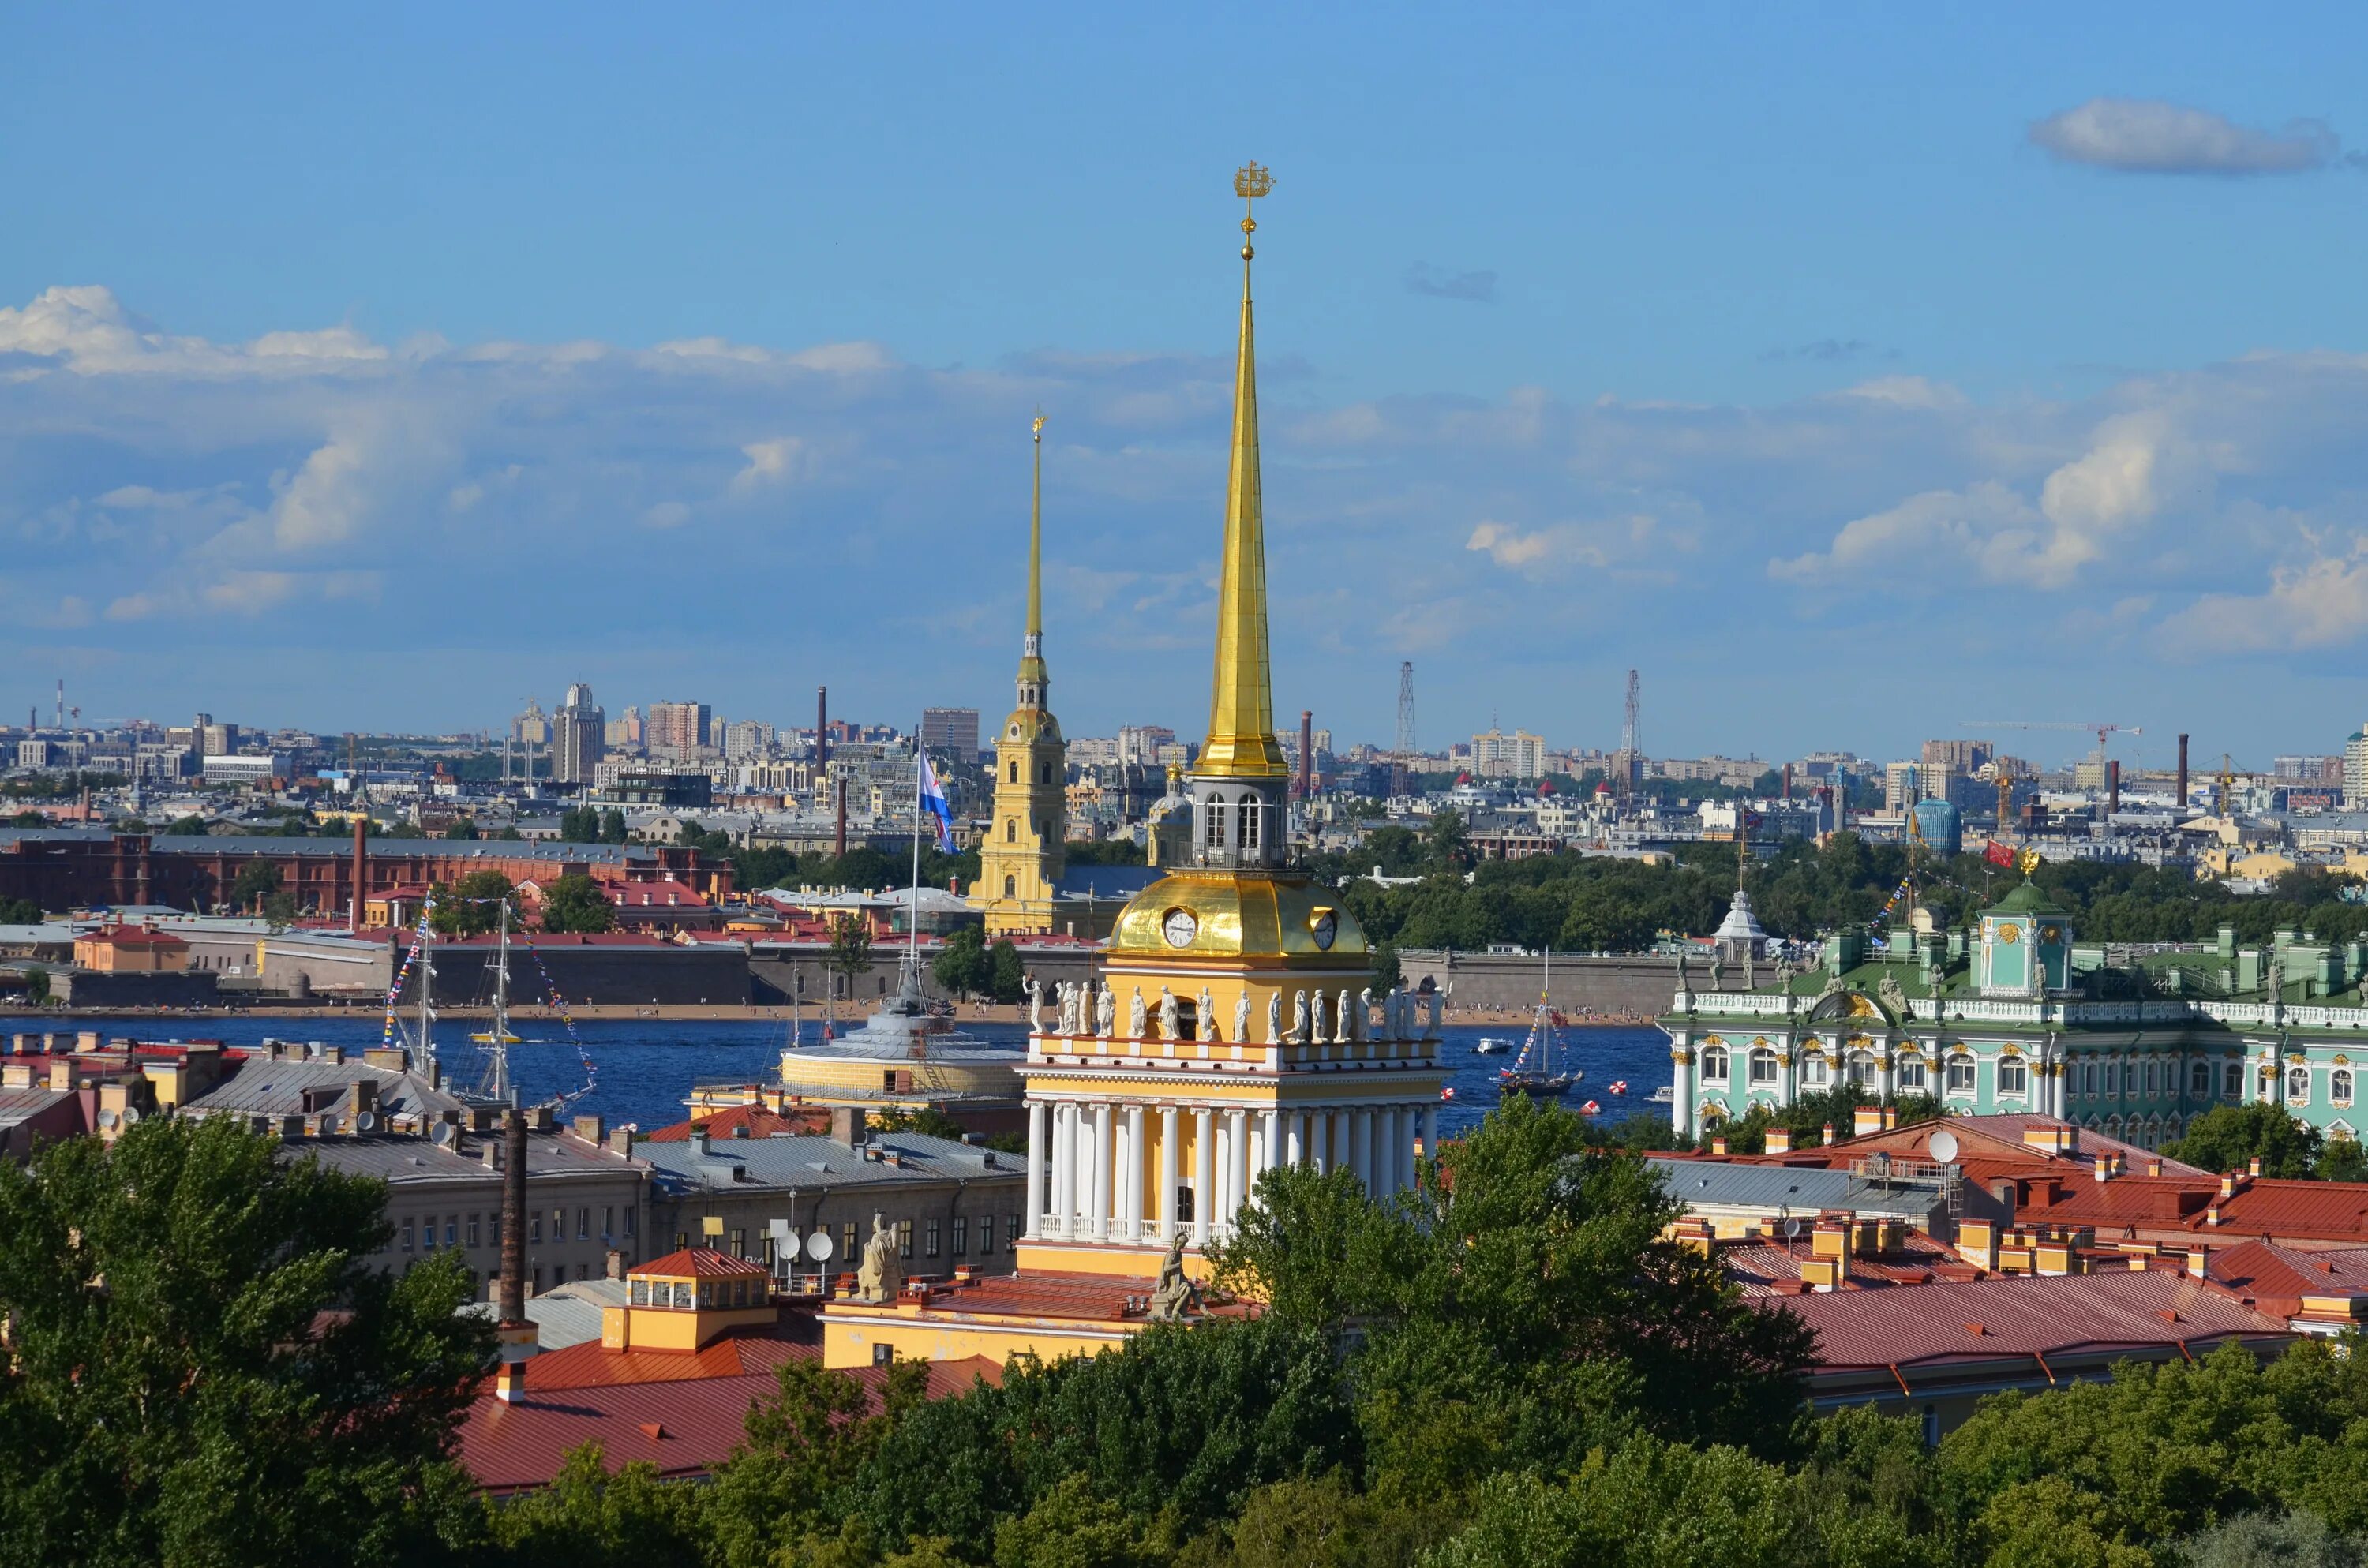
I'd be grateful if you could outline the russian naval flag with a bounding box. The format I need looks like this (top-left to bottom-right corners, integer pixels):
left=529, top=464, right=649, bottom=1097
left=919, top=748, right=957, bottom=852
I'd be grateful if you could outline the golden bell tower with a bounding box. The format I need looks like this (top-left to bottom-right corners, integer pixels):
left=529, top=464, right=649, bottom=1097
left=1011, top=163, right=1447, bottom=1278
left=976, top=414, right=1068, bottom=935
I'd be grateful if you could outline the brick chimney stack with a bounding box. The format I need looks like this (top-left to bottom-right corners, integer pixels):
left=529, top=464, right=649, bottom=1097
left=350, top=815, right=367, bottom=932
left=2176, top=733, right=2190, bottom=814
left=815, top=685, right=829, bottom=765
left=495, top=1106, right=536, bottom=1401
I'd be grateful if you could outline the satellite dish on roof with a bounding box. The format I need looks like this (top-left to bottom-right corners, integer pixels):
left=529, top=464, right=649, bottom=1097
left=96, top=1110, right=118, bottom=1129
left=355, top=1111, right=378, bottom=1132
left=318, top=1114, right=339, bottom=1136
left=1782, top=1217, right=1801, bottom=1238
left=805, top=1230, right=835, bottom=1263
left=1929, top=1129, right=1960, bottom=1164
left=430, top=1122, right=456, bottom=1147
left=120, top=1106, right=141, bottom=1124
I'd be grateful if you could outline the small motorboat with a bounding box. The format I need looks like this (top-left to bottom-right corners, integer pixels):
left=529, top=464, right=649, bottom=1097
left=1648, top=1085, right=1673, bottom=1106
left=1474, top=1037, right=1512, bottom=1056
left=1607, top=1080, right=1628, bottom=1096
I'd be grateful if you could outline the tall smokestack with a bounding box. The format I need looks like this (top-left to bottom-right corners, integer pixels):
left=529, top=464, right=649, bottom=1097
left=494, top=1108, right=534, bottom=1401
left=1298, top=710, right=1313, bottom=799
left=1782, top=762, right=1792, bottom=800
left=350, top=816, right=367, bottom=932
left=815, top=685, right=829, bottom=765
left=834, top=778, right=847, bottom=859
left=2176, top=733, right=2189, bottom=814
left=2107, top=759, right=2121, bottom=817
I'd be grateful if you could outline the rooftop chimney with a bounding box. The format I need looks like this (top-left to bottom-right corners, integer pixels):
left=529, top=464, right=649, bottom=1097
left=2249, top=1155, right=2264, bottom=1178
left=495, top=1107, right=536, bottom=1401
left=831, top=1106, right=867, bottom=1147
left=1764, top=1126, right=1793, bottom=1154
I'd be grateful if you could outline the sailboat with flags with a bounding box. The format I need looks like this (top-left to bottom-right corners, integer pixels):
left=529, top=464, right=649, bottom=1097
left=1497, top=944, right=1578, bottom=1098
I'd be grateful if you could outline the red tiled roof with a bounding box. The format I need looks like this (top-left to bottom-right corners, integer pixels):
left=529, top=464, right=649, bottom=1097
left=459, top=1355, right=1000, bottom=1492
left=1779, top=1270, right=2288, bottom=1370
left=2199, top=1241, right=2368, bottom=1319
left=515, top=1319, right=816, bottom=1392
left=1743, top=1115, right=2210, bottom=1182
left=2036, top=1174, right=2368, bottom=1245
left=633, top=1246, right=771, bottom=1281
left=643, top=1105, right=831, bottom=1142
left=1719, top=1233, right=1974, bottom=1297
left=615, top=884, right=713, bottom=909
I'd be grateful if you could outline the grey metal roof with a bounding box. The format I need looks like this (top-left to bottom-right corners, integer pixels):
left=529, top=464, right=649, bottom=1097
left=459, top=1277, right=628, bottom=1349
left=0, top=829, right=665, bottom=865
left=288, top=1131, right=637, bottom=1184
left=184, top=1057, right=467, bottom=1124
left=0, top=1086, right=73, bottom=1132
left=1644, top=1157, right=1943, bottom=1220
left=639, top=1131, right=1019, bottom=1196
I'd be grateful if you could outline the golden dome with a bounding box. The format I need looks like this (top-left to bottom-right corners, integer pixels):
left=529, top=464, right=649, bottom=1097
left=1107, top=869, right=1367, bottom=962
left=999, top=709, right=1062, bottom=745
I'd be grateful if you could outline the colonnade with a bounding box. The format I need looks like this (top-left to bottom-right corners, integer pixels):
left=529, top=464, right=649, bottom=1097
left=1021, top=1098, right=1440, bottom=1246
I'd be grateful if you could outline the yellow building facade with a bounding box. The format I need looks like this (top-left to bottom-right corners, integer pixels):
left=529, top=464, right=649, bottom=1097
left=975, top=415, right=1068, bottom=936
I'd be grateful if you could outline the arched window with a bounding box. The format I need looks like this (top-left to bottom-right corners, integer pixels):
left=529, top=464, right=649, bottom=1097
left=1700, top=1046, right=1729, bottom=1083
left=2190, top=1058, right=2211, bottom=1097
left=1002, top=875, right=1015, bottom=897
left=1847, top=1051, right=1875, bottom=1090
left=1800, top=1053, right=1827, bottom=1087
left=2223, top=1060, right=2243, bottom=1100
left=1005, top=819, right=1017, bottom=844
left=1897, top=1057, right=1928, bottom=1092
left=1997, top=1057, right=2029, bottom=1097
left=2105, top=1114, right=2124, bottom=1139
left=1748, top=1048, right=1778, bottom=1085
left=2287, top=1065, right=2312, bottom=1102
left=1946, top=1054, right=1976, bottom=1095
left=1009, top=761, right=1019, bottom=784
left=1239, top=794, right=1261, bottom=850
left=1040, top=763, right=1052, bottom=784
left=1208, top=796, right=1227, bottom=848
left=2335, top=1068, right=2355, bottom=1107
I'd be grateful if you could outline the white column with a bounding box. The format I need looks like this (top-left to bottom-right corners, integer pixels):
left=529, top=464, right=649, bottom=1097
left=1672, top=1042, right=1694, bottom=1140
left=1350, top=1109, right=1373, bottom=1193
left=1284, top=1110, right=1305, bottom=1166
left=1052, top=1102, right=1075, bottom=1239
left=1193, top=1108, right=1215, bottom=1244
left=1024, top=1100, right=1047, bottom=1237
left=1122, top=1106, right=1145, bottom=1242
left=1390, top=1107, right=1412, bottom=1193
left=1089, top=1103, right=1112, bottom=1242
left=1159, top=1106, right=1179, bottom=1242
left=1420, top=1104, right=1438, bottom=1171
left=1229, top=1109, right=1250, bottom=1224
left=1332, top=1110, right=1352, bottom=1177
left=1309, top=1110, right=1328, bottom=1173
left=1263, top=1109, right=1282, bottom=1177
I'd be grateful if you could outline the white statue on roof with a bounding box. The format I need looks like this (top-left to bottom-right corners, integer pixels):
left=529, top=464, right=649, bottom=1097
left=1158, top=985, right=1179, bottom=1040
left=856, top=1211, right=901, bottom=1304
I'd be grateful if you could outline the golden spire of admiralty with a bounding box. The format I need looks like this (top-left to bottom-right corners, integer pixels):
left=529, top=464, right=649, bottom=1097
left=1197, top=162, right=1288, bottom=781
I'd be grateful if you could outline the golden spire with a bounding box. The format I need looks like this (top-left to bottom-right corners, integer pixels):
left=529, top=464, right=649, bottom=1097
left=1017, top=412, right=1048, bottom=702
left=1198, top=163, right=1287, bottom=780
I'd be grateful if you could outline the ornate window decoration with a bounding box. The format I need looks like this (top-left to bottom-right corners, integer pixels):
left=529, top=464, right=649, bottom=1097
left=2335, top=1068, right=2355, bottom=1109
left=1748, top=1048, right=1778, bottom=1086
left=1945, top=1054, right=1976, bottom=1095
left=2287, top=1065, right=2312, bottom=1103
left=1701, top=1046, right=1729, bottom=1084
left=1997, top=1057, right=2029, bottom=1097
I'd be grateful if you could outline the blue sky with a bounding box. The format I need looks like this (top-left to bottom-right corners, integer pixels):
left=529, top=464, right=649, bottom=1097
left=7, top=5, right=2368, bottom=771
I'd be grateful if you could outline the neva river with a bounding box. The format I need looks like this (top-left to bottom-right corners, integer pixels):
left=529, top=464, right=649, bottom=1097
left=0, top=1014, right=1675, bottom=1140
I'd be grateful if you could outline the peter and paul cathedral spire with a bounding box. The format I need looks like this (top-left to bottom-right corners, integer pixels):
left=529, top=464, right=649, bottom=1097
left=976, top=413, right=1066, bottom=936
left=1197, top=162, right=1289, bottom=783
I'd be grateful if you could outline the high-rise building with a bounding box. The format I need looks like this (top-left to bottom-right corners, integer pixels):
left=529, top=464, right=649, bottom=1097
left=1920, top=739, right=1993, bottom=773
left=1883, top=761, right=1921, bottom=814
left=646, top=702, right=712, bottom=757
left=2344, top=725, right=2368, bottom=810
left=723, top=720, right=776, bottom=762
left=975, top=416, right=1068, bottom=935
left=1117, top=726, right=1175, bottom=768
left=1471, top=727, right=1547, bottom=778
left=553, top=683, right=605, bottom=784
left=921, top=707, right=982, bottom=763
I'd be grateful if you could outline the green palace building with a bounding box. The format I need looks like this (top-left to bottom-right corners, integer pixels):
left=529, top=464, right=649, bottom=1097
left=1659, top=883, right=2368, bottom=1151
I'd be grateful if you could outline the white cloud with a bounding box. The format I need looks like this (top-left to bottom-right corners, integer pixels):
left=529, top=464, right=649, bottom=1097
left=1466, top=514, right=1678, bottom=580
left=2159, top=543, right=2368, bottom=653
left=2029, top=98, right=2340, bottom=175
left=642, top=500, right=691, bottom=529
left=1836, top=376, right=1968, bottom=411
left=731, top=436, right=810, bottom=494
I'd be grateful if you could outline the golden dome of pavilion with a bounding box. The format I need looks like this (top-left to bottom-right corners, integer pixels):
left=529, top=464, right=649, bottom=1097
left=1107, top=868, right=1367, bottom=964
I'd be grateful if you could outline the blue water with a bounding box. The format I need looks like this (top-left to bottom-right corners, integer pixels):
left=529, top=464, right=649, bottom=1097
left=0, top=1015, right=1674, bottom=1140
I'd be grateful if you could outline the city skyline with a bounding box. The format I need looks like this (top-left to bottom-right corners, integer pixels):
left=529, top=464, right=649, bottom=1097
left=10, top=9, right=2368, bottom=764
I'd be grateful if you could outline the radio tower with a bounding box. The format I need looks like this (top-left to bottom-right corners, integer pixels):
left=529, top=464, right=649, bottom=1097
left=1618, top=669, right=1641, bottom=803
left=1395, top=661, right=1418, bottom=757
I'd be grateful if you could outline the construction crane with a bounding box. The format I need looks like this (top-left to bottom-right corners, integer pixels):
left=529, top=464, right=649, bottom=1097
left=1962, top=720, right=2142, bottom=774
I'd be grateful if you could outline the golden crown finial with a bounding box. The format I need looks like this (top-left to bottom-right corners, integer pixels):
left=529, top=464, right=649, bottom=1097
left=1032, top=409, right=1047, bottom=441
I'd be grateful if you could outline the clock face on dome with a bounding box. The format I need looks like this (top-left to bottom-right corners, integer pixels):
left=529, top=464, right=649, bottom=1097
left=1310, top=908, right=1339, bottom=951
left=1161, top=907, right=1198, bottom=949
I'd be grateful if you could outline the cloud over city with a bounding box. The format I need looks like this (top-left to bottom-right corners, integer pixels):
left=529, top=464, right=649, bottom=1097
left=6, top=285, right=2368, bottom=745
left=2029, top=98, right=2345, bottom=176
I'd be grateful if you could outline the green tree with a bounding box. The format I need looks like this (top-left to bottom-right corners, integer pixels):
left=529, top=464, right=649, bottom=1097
left=0, top=1117, right=489, bottom=1566
left=8, top=809, right=45, bottom=828
left=261, top=890, right=298, bottom=927
left=444, top=816, right=480, bottom=840
left=24, top=967, right=50, bottom=1005
left=162, top=814, right=208, bottom=836
left=2164, top=1102, right=2325, bottom=1180
left=481, top=1444, right=708, bottom=1567
left=0, top=896, right=41, bottom=924
left=429, top=870, right=520, bottom=937
left=230, top=858, right=283, bottom=911
left=1371, top=943, right=1403, bottom=993
left=1422, top=810, right=1470, bottom=874
left=540, top=874, right=616, bottom=934
left=558, top=806, right=600, bottom=843
left=2319, top=1139, right=2368, bottom=1184
left=706, top=1359, right=931, bottom=1568
left=933, top=924, right=993, bottom=998
left=827, top=913, right=877, bottom=1005
left=988, top=938, right=1025, bottom=1005
left=600, top=807, right=629, bottom=844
